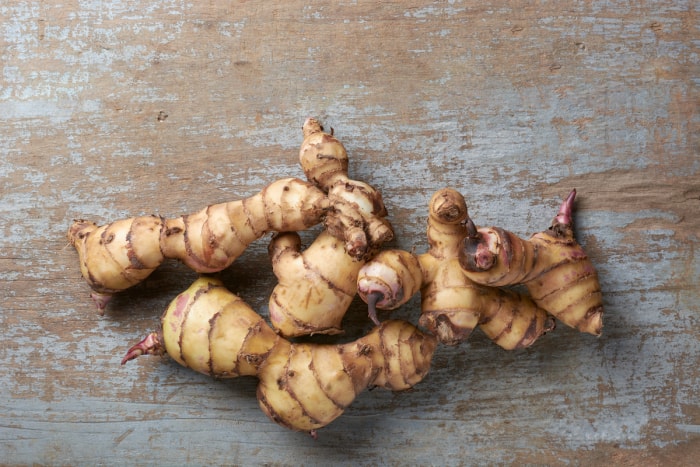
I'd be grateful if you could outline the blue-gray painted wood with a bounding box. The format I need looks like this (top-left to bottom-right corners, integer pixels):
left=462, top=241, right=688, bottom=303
left=1, top=1, right=698, bottom=465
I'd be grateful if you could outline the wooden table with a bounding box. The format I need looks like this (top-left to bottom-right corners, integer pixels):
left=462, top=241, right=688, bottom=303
left=2, top=1, right=698, bottom=465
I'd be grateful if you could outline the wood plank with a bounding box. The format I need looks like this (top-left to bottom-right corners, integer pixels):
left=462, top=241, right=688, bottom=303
left=1, top=0, right=698, bottom=464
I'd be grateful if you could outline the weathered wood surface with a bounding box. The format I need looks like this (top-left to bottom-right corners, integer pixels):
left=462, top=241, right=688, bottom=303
left=1, top=1, right=698, bottom=465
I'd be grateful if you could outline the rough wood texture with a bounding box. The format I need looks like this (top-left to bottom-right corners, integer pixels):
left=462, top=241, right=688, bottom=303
left=1, top=1, right=698, bottom=465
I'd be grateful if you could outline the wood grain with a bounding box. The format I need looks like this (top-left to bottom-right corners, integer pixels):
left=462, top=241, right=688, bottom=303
left=1, top=1, right=698, bottom=465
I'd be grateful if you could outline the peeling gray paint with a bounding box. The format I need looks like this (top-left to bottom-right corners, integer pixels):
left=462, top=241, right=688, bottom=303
left=1, top=0, right=698, bottom=465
